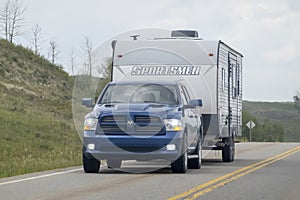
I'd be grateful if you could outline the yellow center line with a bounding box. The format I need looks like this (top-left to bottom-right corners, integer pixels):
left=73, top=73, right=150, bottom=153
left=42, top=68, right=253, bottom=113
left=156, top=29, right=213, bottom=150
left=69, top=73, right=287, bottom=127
left=168, top=146, right=300, bottom=200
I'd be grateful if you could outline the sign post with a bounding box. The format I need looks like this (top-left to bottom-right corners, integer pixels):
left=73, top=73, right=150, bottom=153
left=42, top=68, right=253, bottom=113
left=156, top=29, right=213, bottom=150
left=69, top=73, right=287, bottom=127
left=246, top=120, right=256, bottom=142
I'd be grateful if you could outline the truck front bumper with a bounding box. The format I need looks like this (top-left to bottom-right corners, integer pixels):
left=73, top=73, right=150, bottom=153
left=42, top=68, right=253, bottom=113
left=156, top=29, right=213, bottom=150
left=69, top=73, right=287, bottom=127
left=83, top=130, right=184, bottom=161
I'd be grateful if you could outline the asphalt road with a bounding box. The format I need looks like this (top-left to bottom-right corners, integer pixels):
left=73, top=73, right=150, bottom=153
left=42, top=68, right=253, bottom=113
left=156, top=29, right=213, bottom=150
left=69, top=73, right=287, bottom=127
left=0, top=142, right=299, bottom=200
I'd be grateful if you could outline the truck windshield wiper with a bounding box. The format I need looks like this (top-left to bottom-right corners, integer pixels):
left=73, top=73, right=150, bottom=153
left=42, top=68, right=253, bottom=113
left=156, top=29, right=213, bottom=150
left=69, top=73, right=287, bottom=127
left=102, top=101, right=124, bottom=104
left=145, top=101, right=178, bottom=106
left=141, top=101, right=167, bottom=107
left=142, top=101, right=157, bottom=103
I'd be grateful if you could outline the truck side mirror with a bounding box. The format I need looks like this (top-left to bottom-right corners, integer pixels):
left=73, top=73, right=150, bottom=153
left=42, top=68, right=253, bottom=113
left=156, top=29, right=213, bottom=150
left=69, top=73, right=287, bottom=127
left=186, top=99, right=203, bottom=108
left=82, top=98, right=94, bottom=108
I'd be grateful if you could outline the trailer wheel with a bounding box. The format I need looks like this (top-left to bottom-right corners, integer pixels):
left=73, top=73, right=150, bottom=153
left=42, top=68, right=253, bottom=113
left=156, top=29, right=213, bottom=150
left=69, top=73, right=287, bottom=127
left=171, top=135, right=188, bottom=173
left=83, top=153, right=100, bottom=173
left=222, top=136, right=235, bottom=162
left=107, top=159, right=122, bottom=169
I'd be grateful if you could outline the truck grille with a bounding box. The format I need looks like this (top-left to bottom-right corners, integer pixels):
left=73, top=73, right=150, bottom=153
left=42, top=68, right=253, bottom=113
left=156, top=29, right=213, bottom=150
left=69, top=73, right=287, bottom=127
left=97, top=115, right=165, bottom=135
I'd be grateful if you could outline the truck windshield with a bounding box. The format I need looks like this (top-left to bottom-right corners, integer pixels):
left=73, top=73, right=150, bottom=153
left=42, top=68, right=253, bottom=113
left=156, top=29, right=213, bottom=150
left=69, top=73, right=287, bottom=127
left=99, top=83, right=179, bottom=105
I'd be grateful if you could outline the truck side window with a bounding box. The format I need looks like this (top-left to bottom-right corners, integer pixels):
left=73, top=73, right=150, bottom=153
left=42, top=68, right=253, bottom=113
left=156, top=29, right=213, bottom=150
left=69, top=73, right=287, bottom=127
left=182, top=86, right=191, bottom=101
left=180, top=86, right=189, bottom=105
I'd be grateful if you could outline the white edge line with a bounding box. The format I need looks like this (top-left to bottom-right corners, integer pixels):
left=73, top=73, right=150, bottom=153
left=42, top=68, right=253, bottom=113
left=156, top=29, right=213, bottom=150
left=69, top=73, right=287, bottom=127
left=0, top=168, right=82, bottom=186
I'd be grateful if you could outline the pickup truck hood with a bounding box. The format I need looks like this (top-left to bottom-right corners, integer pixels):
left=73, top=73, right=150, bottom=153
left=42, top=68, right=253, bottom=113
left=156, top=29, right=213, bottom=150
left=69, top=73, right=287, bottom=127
left=88, top=103, right=181, bottom=119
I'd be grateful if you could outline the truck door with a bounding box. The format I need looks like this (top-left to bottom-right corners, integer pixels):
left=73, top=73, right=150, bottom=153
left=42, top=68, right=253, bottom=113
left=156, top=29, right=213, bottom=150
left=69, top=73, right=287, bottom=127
left=180, top=86, right=198, bottom=147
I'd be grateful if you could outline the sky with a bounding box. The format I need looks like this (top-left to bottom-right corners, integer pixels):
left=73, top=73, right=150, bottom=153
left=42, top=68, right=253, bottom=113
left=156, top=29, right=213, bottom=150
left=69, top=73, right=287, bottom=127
left=4, top=0, right=300, bottom=101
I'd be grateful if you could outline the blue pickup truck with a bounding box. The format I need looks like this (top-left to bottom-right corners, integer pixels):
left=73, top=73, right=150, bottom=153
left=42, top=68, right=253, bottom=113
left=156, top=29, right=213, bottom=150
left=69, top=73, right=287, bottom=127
left=82, top=81, right=203, bottom=173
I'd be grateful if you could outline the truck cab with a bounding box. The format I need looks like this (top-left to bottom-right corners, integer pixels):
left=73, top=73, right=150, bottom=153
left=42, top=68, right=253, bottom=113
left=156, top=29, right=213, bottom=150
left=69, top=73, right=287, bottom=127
left=82, top=81, right=203, bottom=173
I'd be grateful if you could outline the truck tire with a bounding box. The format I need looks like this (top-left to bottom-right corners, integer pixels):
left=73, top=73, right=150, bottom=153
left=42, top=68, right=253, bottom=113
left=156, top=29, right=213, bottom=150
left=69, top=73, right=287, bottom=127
left=83, top=153, right=100, bottom=173
left=222, top=136, right=235, bottom=162
left=188, top=139, right=202, bottom=169
left=171, top=135, right=188, bottom=173
left=107, top=159, right=122, bottom=169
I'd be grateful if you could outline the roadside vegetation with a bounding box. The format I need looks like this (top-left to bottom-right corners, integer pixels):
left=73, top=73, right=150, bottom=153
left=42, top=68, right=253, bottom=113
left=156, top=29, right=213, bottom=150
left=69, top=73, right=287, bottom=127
left=241, top=110, right=284, bottom=142
left=242, top=101, right=300, bottom=142
left=0, top=39, right=110, bottom=178
left=0, top=39, right=80, bottom=178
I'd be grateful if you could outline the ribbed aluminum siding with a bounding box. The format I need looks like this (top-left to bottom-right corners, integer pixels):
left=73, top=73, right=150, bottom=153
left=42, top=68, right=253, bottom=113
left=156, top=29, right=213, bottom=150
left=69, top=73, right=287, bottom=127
left=217, top=43, right=243, bottom=137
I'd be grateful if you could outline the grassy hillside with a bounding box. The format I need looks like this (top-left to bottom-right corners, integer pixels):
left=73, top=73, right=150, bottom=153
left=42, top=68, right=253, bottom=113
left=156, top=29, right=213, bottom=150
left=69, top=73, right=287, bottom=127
left=0, top=39, right=81, bottom=178
left=243, top=101, right=300, bottom=142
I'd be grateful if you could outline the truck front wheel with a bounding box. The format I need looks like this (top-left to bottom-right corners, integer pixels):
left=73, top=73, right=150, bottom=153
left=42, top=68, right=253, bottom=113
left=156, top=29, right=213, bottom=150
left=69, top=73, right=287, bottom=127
left=83, top=153, right=100, bottom=173
left=171, top=135, right=188, bottom=173
left=171, top=150, right=187, bottom=173
left=188, top=139, right=202, bottom=169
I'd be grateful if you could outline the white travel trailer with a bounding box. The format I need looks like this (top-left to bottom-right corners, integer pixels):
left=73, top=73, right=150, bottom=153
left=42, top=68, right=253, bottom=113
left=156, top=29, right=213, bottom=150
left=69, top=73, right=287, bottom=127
left=111, top=30, right=243, bottom=162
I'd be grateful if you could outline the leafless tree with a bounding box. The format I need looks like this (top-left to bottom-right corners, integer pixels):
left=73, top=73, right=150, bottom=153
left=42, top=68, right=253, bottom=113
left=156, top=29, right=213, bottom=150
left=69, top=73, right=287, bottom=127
left=101, top=57, right=112, bottom=79
left=49, top=39, right=59, bottom=64
left=30, top=24, right=43, bottom=55
left=0, top=0, right=26, bottom=43
left=81, top=36, right=94, bottom=76
left=0, top=0, right=10, bottom=40
left=70, top=50, right=76, bottom=76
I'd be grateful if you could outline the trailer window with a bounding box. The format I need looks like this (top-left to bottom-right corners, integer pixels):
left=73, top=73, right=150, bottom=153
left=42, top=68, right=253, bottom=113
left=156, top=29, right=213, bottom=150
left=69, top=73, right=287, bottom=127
left=232, top=63, right=237, bottom=98
left=236, top=63, right=240, bottom=96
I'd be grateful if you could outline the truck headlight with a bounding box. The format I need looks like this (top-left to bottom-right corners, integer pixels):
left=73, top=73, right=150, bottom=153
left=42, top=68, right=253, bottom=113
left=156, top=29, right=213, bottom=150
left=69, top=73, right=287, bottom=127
left=164, top=119, right=183, bottom=131
left=84, top=118, right=98, bottom=131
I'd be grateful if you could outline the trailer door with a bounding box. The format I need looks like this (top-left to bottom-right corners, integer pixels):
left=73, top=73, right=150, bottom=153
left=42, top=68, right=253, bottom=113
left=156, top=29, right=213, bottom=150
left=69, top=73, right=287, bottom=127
left=228, top=53, right=238, bottom=137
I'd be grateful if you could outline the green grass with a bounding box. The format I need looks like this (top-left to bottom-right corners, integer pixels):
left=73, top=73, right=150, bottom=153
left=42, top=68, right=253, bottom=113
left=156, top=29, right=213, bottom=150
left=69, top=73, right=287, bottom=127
left=0, top=88, right=82, bottom=178
left=0, top=109, right=81, bottom=177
